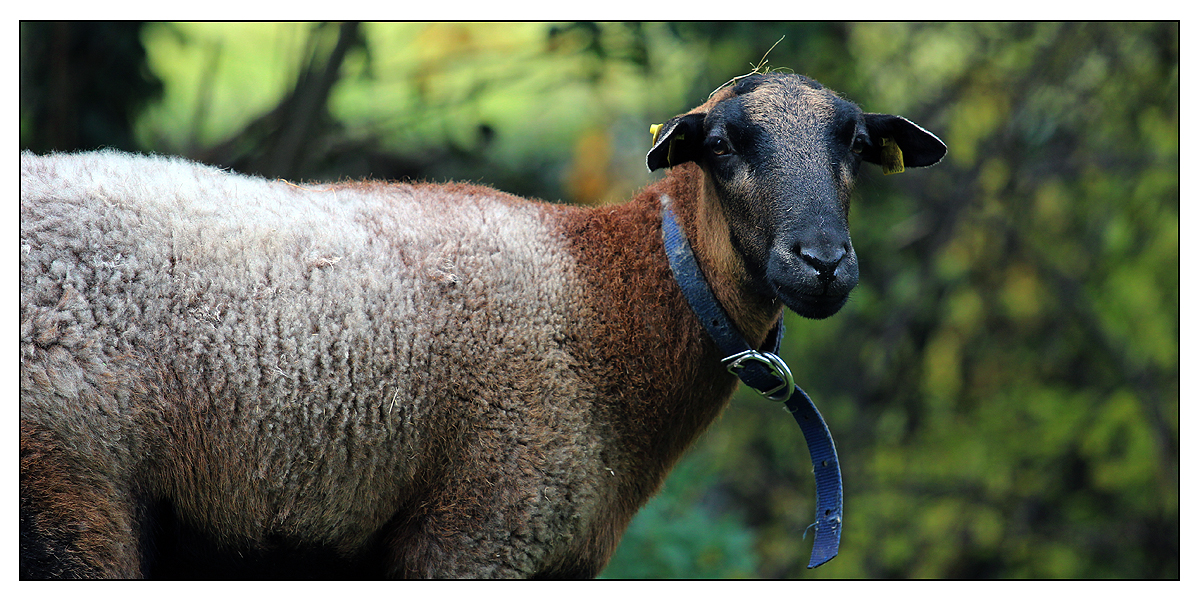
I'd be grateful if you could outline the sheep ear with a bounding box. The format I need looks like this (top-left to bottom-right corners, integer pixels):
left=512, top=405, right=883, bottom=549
left=647, top=113, right=706, bottom=171
left=862, top=113, right=947, bottom=172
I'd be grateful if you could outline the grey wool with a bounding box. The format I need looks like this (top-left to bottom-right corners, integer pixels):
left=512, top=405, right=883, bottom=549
left=21, top=150, right=602, bottom=576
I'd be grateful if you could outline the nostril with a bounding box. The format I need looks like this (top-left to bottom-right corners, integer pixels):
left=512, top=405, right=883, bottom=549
left=799, top=245, right=847, bottom=282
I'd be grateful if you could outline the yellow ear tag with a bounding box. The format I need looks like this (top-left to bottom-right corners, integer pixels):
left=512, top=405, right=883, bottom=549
left=650, top=123, right=664, bottom=145
left=880, top=137, right=905, bottom=175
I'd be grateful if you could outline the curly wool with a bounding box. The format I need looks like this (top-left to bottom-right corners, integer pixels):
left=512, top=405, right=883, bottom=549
left=20, top=150, right=614, bottom=576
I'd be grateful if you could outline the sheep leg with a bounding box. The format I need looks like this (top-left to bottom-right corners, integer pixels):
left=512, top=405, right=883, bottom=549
left=380, top=482, right=530, bottom=578
left=20, top=423, right=144, bottom=579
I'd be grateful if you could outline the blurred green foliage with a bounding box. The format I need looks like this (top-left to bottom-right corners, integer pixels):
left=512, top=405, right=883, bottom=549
left=19, top=21, right=1178, bottom=579
left=600, top=448, right=759, bottom=579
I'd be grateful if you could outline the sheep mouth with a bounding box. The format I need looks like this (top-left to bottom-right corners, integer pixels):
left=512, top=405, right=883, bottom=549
left=765, top=247, right=857, bottom=320
left=774, top=286, right=850, bottom=320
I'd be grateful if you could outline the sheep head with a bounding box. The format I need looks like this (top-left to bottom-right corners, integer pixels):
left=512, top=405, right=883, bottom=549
left=647, top=73, right=946, bottom=320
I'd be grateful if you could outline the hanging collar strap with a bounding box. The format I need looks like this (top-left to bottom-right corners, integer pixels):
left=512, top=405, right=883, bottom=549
left=661, top=200, right=843, bottom=569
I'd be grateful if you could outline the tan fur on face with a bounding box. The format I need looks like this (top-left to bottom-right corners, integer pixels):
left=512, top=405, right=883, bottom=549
left=744, top=80, right=838, bottom=133
left=694, top=172, right=783, bottom=345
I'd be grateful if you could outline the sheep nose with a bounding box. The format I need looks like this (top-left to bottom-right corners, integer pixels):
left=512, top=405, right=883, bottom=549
left=799, top=244, right=848, bottom=283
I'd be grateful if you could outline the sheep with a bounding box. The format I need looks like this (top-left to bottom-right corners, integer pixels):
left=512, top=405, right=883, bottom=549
left=19, top=72, right=946, bottom=579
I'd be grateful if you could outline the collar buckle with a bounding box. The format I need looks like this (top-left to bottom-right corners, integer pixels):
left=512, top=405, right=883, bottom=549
left=722, top=349, right=796, bottom=402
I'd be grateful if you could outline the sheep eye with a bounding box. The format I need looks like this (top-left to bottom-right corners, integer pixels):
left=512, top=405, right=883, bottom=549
left=851, top=134, right=868, bottom=155
left=710, top=137, right=732, bottom=156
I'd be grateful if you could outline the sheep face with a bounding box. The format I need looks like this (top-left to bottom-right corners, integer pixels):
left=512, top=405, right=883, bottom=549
left=648, top=73, right=945, bottom=320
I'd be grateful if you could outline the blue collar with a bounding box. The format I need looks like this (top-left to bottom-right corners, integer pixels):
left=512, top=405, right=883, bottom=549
left=661, top=200, right=843, bottom=569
